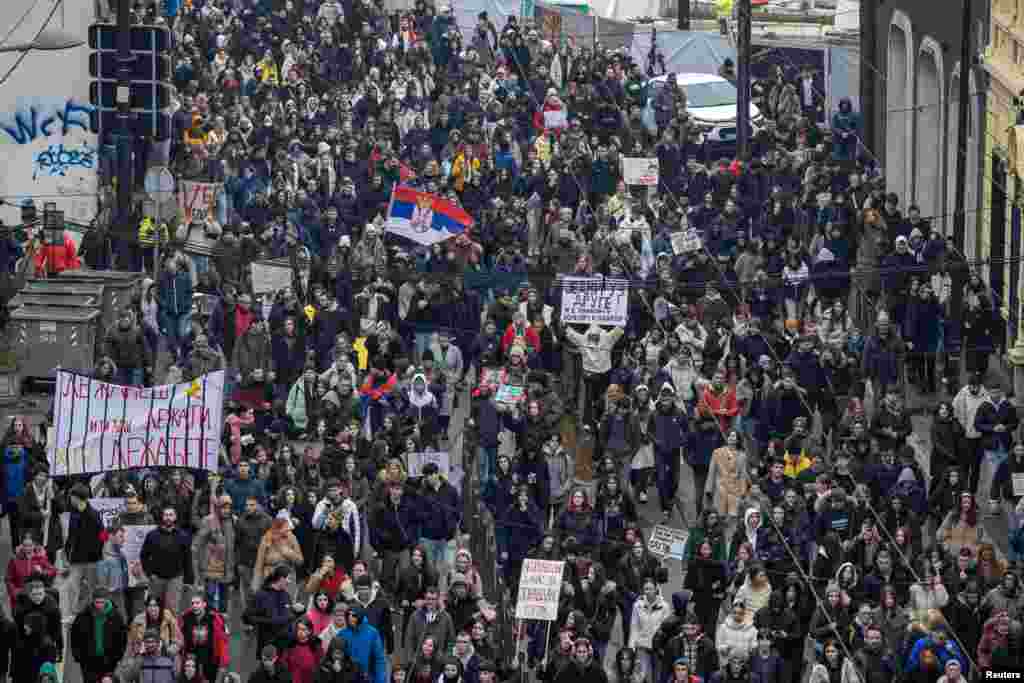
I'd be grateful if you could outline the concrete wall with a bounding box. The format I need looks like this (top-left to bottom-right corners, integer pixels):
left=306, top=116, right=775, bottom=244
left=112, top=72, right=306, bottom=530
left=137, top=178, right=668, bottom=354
left=870, top=0, right=988, bottom=244
left=0, top=0, right=96, bottom=228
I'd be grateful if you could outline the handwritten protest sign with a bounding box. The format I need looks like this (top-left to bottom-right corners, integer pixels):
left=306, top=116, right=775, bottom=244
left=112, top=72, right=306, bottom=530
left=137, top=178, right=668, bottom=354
left=495, top=384, right=525, bottom=406
left=648, top=525, right=688, bottom=560
left=559, top=277, right=629, bottom=326
left=123, top=524, right=157, bottom=588
left=543, top=110, right=568, bottom=129
left=250, top=261, right=293, bottom=295
left=671, top=229, right=702, bottom=255
left=406, top=451, right=465, bottom=493
left=48, top=371, right=225, bottom=475
left=177, top=180, right=221, bottom=224
left=515, top=559, right=565, bottom=620
left=623, top=157, right=659, bottom=186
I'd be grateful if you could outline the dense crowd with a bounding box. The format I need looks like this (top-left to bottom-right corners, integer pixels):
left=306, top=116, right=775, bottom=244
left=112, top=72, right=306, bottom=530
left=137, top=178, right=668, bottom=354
left=0, top=0, right=1023, bottom=682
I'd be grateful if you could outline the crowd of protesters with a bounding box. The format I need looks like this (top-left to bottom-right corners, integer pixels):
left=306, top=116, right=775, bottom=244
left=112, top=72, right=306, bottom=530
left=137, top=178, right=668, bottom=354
left=0, top=0, right=1023, bottom=681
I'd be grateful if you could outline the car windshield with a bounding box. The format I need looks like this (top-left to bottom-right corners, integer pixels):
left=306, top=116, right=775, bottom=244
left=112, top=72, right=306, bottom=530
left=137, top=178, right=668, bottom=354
left=680, top=80, right=737, bottom=108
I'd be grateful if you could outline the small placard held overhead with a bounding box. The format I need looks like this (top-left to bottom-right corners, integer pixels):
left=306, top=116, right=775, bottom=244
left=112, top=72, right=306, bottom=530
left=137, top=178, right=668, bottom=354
left=516, top=559, right=565, bottom=621
left=648, top=525, right=688, bottom=560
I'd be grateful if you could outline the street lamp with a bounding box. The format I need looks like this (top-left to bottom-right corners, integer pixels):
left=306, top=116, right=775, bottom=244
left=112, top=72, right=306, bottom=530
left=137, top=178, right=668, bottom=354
left=0, top=28, right=84, bottom=54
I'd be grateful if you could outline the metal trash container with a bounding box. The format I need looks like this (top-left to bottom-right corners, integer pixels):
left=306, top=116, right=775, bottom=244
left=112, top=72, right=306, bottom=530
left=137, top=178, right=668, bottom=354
left=57, top=270, right=142, bottom=330
left=10, top=305, right=102, bottom=378
left=9, top=281, right=105, bottom=314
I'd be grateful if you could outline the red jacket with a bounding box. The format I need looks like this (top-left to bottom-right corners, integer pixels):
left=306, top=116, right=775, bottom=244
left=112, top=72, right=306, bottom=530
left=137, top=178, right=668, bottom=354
left=5, top=544, right=57, bottom=608
left=33, top=233, right=81, bottom=276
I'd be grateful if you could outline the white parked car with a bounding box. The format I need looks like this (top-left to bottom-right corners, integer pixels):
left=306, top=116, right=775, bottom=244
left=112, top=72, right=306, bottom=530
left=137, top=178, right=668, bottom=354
left=641, top=73, right=762, bottom=143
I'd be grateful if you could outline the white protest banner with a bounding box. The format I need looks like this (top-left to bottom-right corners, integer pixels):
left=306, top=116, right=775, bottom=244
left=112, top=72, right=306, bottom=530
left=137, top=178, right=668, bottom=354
left=1014, top=473, right=1024, bottom=498
left=623, top=157, right=659, bottom=187
left=407, top=451, right=464, bottom=493
left=648, top=525, right=688, bottom=560
left=48, top=371, right=225, bottom=476
left=177, top=180, right=221, bottom=224
left=250, top=261, right=293, bottom=295
left=559, top=277, right=629, bottom=326
left=123, top=524, right=157, bottom=588
left=671, top=230, right=702, bottom=255
left=543, top=110, right=568, bottom=130
left=515, top=559, right=565, bottom=620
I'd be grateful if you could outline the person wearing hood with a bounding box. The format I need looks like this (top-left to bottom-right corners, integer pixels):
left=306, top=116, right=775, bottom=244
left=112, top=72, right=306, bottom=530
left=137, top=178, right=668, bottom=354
left=809, top=581, right=855, bottom=655
left=753, top=589, right=800, bottom=676
left=339, top=604, right=389, bottom=683
left=729, top=507, right=770, bottom=565
left=905, top=623, right=967, bottom=674
left=628, top=576, right=670, bottom=680
left=716, top=597, right=759, bottom=663
left=13, top=574, right=62, bottom=662
left=70, top=586, right=128, bottom=682
left=565, top=323, right=625, bottom=425
left=404, top=372, right=441, bottom=448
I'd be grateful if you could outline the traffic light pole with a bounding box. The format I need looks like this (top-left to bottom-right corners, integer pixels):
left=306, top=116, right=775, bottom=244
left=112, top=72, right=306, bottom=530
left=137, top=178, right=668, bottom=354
left=115, top=0, right=134, bottom=236
left=736, top=0, right=752, bottom=161
left=951, top=0, right=972, bottom=325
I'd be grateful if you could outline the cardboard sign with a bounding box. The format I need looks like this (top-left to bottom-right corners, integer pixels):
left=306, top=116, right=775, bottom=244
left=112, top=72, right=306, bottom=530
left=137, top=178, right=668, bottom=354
left=671, top=230, right=702, bottom=255
left=543, top=110, right=568, bottom=130
left=495, top=384, right=525, bottom=405
left=49, top=371, right=225, bottom=475
left=1013, top=472, right=1024, bottom=498
left=623, top=157, right=659, bottom=187
left=648, top=524, right=688, bottom=560
left=177, top=180, right=221, bottom=224
left=250, top=261, right=293, bottom=295
left=560, top=277, right=629, bottom=326
left=122, top=524, right=157, bottom=588
left=515, top=559, right=565, bottom=620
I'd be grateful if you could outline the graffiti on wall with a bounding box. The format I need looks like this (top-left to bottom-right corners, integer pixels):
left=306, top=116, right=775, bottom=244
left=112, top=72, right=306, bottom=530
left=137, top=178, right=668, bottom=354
left=0, top=97, right=99, bottom=225
left=0, top=99, right=94, bottom=145
left=33, top=142, right=97, bottom=179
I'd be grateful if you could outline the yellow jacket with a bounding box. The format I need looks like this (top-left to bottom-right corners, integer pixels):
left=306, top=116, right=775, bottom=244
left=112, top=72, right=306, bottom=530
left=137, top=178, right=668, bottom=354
left=258, top=58, right=280, bottom=85
left=716, top=0, right=734, bottom=18
left=450, top=153, right=480, bottom=192
left=138, top=217, right=170, bottom=247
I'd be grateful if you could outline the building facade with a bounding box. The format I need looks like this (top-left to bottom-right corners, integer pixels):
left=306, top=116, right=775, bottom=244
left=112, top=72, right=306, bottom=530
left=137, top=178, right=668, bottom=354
left=985, top=0, right=1024, bottom=373
left=869, top=0, right=989, bottom=265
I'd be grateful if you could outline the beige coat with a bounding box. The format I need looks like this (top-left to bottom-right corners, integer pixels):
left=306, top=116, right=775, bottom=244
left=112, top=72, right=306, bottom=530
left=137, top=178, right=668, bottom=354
left=705, top=446, right=750, bottom=517
left=126, top=608, right=183, bottom=657
left=252, top=527, right=304, bottom=590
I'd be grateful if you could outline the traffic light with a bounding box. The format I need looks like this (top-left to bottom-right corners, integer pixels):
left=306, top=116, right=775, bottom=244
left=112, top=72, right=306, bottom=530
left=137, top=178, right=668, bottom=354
left=88, top=23, right=171, bottom=52
left=89, top=52, right=170, bottom=80
left=90, top=81, right=172, bottom=110
left=88, top=22, right=172, bottom=140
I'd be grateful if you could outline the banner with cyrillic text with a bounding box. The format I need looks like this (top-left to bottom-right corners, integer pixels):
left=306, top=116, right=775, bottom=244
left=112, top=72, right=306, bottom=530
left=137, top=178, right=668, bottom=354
left=48, top=370, right=225, bottom=475
left=559, top=277, right=629, bottom=326
left=515, top=559, right=565, bottom=621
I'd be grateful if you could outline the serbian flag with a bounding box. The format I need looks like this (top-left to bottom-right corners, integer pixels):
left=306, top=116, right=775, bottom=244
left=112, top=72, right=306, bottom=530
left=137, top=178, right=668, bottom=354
left=386, top=186, right=474, bottom=246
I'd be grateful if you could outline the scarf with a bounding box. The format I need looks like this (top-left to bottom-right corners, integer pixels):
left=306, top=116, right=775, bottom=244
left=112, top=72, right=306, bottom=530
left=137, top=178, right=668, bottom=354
left=94, top=600, right=112, bottom=657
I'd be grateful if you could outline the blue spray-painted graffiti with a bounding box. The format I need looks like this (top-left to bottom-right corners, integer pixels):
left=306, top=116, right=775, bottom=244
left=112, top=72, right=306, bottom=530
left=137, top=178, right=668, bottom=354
left=1, top=99, right=95, bottom=145
left=33, top=143, right=96, bottom=179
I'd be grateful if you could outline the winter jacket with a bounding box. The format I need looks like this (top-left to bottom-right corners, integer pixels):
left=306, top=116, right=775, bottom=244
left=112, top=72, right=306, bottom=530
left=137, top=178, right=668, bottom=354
left=96, top=537, right=129, bottom=595
left=126, top=608, right=181, bottom=658
left=370, top=495, right=420, bottom=553
left=628, top=592, right=670, bottom=650
left=253, top=529, right=304, bottom=590
left=245, top=586, right=300, bottom=651
left=953, top=387, right=989, bottom=440
left=140, top=526, right=194, bottom=583
left=233, top=328, right=274, bottom=385
left=192, top=513, right=236, bottom=583
left=158, top=268, right=193, bottom=320
left=974, top=397, right=1019, bottom=452
left=808, top=659, right=861, bottom=683
left=715, top=615, right=758, bottom=661
left=70, top=600, right=128, bottom=675
left=5, top=543, right=56, bottom=608
left=65, top=502, right=105, bottom=564
left=339, top=612, right=388, bottom=683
